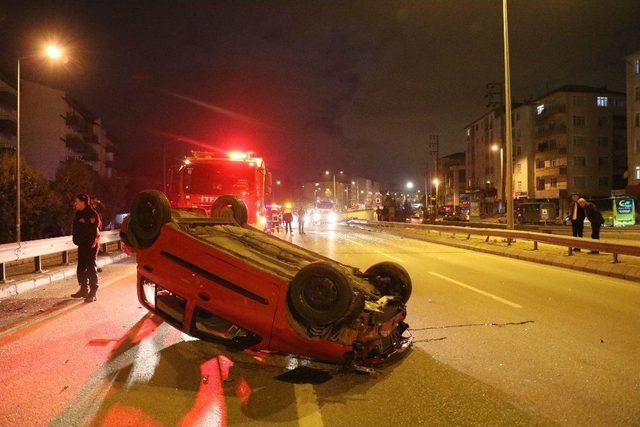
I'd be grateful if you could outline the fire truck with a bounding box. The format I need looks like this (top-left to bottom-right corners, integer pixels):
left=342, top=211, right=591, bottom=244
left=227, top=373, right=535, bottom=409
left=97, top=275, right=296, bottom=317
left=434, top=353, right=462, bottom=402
left=170, top=151, right=272, bottom=225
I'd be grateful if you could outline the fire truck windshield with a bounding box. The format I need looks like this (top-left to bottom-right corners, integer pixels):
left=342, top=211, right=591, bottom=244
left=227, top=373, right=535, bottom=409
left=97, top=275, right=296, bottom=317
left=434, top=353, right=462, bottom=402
left=183, top=163, right=253, bottom=195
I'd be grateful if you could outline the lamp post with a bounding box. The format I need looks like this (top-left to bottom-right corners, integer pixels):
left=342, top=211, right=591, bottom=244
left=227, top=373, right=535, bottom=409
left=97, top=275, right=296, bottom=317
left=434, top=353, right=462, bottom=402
left=274, top=180, right=281, bottom=204
left=16, top=43, right=66, bottom=243
left=324, top=170, right=343, bottom=209
left=432, top=178, right=440, bottom=217
left=491, top=144, right=505, bottom=210
left=502, top=0, right=514, bottom=229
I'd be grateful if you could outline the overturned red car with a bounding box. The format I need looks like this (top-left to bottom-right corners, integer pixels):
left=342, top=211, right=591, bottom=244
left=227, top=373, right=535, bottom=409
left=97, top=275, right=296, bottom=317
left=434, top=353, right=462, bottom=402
left=121, top=190, right=412, bottom=367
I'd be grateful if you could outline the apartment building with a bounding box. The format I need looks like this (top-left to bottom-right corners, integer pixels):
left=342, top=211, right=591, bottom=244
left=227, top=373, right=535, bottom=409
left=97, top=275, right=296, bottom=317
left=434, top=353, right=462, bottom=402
left=0, top=75, right=116, bottom=180
left=512, top=104, right=536, bottom=200
left=627, top=50, right=640, bottom=190
left=437, top=152, right=466, bottom=208
left=532, top=85, right=626, bottom=214
left=0, top=77, right=17, bottom=152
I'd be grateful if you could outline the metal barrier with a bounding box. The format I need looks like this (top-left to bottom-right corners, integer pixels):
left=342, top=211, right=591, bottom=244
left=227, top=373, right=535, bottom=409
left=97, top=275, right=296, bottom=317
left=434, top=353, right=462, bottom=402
left=349, top=220, right=640, bottom=264
left=0, top=230, right=122, bottom=282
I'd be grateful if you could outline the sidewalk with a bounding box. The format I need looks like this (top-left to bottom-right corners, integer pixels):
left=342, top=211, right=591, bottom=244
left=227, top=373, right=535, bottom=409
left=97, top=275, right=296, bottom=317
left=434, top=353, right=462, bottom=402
left=0, top=251, right=129, bottom=300
left=367, top=225, right=640, bottom=283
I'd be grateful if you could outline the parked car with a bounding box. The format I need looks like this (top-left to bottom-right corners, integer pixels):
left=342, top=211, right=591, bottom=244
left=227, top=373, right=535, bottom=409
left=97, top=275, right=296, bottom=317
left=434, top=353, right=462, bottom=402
left=121, top=191, right=413, bottom=368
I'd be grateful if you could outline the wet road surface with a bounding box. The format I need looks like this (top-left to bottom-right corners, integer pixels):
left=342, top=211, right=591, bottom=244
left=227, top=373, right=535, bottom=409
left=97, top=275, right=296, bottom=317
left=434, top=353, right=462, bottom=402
left=1, top=224, right=639, bottom=425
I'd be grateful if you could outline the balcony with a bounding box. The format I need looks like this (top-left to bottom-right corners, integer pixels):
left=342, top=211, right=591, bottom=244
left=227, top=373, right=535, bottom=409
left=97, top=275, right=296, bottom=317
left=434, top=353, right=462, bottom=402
left=62, top=134, right=98, bottom=161
left=62, top=112, right=92, bottom=134
left=535, top=104, right=567, bottom=122
left=0, top=119, right=17, bottom=136
left=536, top=123, right=567, bottom=137
left=83, top=133, right=99, bottom=144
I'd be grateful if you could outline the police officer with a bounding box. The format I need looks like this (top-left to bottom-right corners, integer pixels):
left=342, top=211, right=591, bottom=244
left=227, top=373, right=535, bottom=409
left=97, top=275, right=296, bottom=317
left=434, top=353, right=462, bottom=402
left=71, top=194, right=101, bottom=302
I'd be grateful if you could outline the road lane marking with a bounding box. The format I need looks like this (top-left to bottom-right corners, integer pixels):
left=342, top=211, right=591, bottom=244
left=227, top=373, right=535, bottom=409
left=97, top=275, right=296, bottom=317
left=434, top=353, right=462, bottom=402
left=347, top=238, right=404, bottom=262
left=428, top=272, right=522, bottom=309
left=294, top=383, right=325, bottom=427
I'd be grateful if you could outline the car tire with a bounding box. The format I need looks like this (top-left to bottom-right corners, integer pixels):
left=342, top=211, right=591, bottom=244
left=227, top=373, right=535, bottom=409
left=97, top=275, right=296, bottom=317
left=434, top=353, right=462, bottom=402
left=211, top=195, right=248, bottom=226
left=288, top=262, right=354, bottom=326
left=128, top=190, right=172, bottom=247
left=365, top=261, right=412, bottom=303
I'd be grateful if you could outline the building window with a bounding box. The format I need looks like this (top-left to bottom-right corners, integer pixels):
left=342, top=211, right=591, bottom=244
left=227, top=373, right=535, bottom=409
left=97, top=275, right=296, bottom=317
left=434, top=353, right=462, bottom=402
left=598, top=117, right=607, bottom=127
left=536, top=159, right=545, bottom=169
left=466, top=128, right=471, bottom=137
left=551, top=159, right=560, bottom=167
left=516, top=145, right=522, bottom=156
left=596, top=96, right=608, bottom=107
left=536, top=178, right=545, bottom=190
left=517, top=181, right=522, bottom=191
left=573, top=156, right=586, bottom=167
left=573, top=116, right=585, bottom=127
left=636, top=166, right=640, bottom=180
left=597, top=136, right=608, bottom=147
left=635, top=139, right=640, bottom=154
left=636, top=87, right=640, bottom=101
left=636, top=113, right=640, bottom=127
left=550, top=177, right=558, bottom=188
left=598, top=176, right=609, bottom=187
left=573, top=176, right=586, bottom=187
left=635, top=59, right=640, bottom=75
left=515, top=163, right=522, bottom=173
left=573, top=136, right=586, bottom=147
left=515, top=112, right=520, bottom=121
left=537, top=104, right=545, bottom=115
left=613, top=98, right=626, bottom=108
left=598, top=156, right=608, bottom=167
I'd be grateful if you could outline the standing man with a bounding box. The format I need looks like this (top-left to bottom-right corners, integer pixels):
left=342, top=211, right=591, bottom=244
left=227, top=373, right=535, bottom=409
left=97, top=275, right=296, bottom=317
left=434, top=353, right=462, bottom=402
left=569, top=192, right=585, bottom=251
left=283, top=204, right=293, bottom=234
left=578, top=198, right=604, bottom=253
left=71, top=194, right=101, bottom=302
left=297, top=206, right=306, bottom=234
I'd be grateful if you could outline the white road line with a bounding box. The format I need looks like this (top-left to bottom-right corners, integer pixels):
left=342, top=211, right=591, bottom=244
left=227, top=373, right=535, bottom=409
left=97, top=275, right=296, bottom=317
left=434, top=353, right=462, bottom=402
left=428, top=271, right=522, bottom=309
left=294, top=383, right=325, bottom=427
left=348, top=238, right=404, bottom=262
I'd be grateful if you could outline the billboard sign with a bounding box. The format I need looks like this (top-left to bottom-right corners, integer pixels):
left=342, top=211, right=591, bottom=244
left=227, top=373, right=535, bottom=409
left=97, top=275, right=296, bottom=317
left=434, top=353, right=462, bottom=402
left=613, top=197, right=635, bottom=226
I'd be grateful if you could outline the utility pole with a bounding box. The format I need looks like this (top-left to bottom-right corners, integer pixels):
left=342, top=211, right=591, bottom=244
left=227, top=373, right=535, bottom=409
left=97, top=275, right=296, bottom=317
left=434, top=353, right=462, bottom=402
left=503, top=0, right=514, bottom=229
left=428, top=134, right=439, bottom=213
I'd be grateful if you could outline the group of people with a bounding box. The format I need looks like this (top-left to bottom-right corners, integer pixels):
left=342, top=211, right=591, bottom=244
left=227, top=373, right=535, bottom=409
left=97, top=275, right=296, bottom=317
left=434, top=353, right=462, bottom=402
left=569, top=192, right=605, bottom=253
left=280, top=205, right=307, bottom=235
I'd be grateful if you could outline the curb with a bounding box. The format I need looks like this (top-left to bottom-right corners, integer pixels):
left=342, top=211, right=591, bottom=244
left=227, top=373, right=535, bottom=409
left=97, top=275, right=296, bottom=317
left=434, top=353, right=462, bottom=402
left=0, top=253, right=129, bottom=301
left=378, top=228, right=640, bottom=283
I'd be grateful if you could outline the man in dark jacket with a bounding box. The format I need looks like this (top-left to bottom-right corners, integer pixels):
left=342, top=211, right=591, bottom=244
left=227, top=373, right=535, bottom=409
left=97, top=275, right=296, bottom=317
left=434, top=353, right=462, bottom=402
left=71, top=194, right=101, bottom=302
left=578, top=198, right=604, bottom=253
left=569, top=192, right=586, bottom=251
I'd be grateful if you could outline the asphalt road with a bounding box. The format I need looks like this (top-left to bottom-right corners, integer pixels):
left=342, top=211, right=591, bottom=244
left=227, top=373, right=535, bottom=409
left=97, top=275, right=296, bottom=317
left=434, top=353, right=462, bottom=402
left=1, top=224, right=639, bottom=426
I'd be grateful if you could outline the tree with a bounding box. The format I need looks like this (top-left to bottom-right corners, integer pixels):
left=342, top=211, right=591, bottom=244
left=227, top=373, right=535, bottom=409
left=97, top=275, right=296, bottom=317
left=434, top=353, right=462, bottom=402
left=0, top=152, right=62, bottom=243
left=53, top=159, right=99, bottom=234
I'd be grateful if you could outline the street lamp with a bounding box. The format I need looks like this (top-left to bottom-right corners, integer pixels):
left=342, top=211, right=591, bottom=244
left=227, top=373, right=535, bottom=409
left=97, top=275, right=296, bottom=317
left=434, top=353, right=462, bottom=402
left=273, top=179, right=281, bottom=203
left=324, top=170, right=343, bottom=209
left=406, top=181, right=414, bottom=190
left=15, top=42, right=67, bottom=243
left=491, top=144, right=505, bottom=209
left=432, top=178, right=440, bottom=217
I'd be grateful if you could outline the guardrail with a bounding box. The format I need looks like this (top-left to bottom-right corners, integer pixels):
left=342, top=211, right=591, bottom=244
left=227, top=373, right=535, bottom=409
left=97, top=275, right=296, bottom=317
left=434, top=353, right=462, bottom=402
left=0, top=230, right=122, bottom=282
left=349, top=220, right=640, bottom=264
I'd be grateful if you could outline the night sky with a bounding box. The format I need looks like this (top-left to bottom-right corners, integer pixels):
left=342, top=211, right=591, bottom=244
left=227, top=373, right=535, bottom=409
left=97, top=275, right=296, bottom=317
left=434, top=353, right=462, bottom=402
left=1, top=1, right=639, bottom=188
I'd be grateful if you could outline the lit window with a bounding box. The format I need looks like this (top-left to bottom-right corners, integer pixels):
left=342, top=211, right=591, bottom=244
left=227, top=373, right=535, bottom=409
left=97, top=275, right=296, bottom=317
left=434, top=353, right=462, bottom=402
left=635, top=59, right=640, bottom=75
left=466, top=128, right=471, bottom=137
left=537, top=104, right=545, bottom=115
left=596, top=96, right=608, bottom=107
left=636, top=166, right=640, bottom=180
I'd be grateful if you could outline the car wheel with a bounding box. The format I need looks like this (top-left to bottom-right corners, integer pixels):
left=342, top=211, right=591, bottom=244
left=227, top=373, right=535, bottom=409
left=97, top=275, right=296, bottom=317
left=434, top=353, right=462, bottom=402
left=288, top=262, right=354, bottom=326
left=128, top=190, right=172, bottom=247
left=365, top=262, right=412, bottom=303
left=211, top=195, right=248, bottom=226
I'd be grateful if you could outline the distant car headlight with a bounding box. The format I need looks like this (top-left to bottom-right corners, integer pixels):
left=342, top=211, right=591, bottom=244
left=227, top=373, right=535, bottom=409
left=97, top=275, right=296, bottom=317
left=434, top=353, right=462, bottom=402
left=313, top=212, right=321, bottom=221
left=328, top=212, right=338, bottom=223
